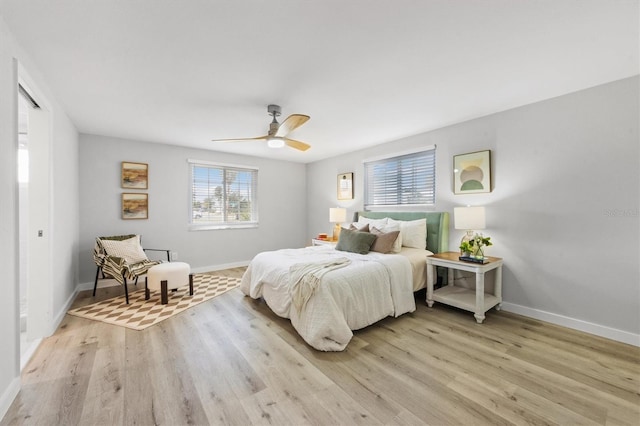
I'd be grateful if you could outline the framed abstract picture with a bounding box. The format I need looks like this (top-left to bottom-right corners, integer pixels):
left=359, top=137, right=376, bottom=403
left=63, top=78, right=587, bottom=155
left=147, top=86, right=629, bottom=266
left=337, top=172, right=354, bottom=200
left=122, top=193, right=148, bottom=220
left=453, top=150, right=491, bottom=194
left=121, top=161, right=148, bottom=189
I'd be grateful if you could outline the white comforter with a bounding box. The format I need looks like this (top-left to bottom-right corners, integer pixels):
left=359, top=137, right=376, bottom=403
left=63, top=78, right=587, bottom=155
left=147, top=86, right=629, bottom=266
left=240, top=245, right=415, bottom=351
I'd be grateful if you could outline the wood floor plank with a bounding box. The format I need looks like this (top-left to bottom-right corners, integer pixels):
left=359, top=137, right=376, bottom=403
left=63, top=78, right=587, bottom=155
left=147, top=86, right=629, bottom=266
left=142, top=320, right=211, bottom=425
left=77, top=321, right=126, bottom=426
left=3, top=268, right=639, bottom=426
left=4, top=317, right=99, bottom=425
left=407, top=325, right=612, bottom=424
left=122, top=327, right=157, bottom=425
left=171, top=312, right=254, bottom=425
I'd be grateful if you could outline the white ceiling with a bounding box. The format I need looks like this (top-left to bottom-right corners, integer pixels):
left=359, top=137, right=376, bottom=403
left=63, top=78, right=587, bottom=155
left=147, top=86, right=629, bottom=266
left=1, top=0, right=638, bottom=163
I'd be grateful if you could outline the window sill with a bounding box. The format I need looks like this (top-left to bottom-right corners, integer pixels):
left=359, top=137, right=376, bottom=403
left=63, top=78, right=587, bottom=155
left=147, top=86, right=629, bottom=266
left=189, top=223, right=258, bottom=231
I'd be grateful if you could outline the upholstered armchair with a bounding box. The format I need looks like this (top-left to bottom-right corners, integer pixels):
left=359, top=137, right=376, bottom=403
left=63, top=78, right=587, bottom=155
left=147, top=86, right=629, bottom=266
left=93, top=234, right=170, bottom=304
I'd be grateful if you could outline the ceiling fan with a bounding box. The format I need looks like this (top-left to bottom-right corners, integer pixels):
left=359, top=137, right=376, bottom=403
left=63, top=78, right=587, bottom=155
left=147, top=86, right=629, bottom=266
left=212, top=104, right=311, bottom=151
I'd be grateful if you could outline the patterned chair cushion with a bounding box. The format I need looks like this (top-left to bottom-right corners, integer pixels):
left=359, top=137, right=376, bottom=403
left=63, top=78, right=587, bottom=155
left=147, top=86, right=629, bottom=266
left=99, top=235, right=148, bottom=264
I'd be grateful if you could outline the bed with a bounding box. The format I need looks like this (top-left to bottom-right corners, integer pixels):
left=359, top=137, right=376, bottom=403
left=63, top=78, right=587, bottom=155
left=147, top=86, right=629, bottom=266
left=240, top=211, right=449, bottom=351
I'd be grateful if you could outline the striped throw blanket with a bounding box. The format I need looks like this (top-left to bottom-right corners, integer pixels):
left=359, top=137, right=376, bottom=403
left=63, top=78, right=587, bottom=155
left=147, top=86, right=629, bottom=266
left=290, top=258, right=351, bottom=313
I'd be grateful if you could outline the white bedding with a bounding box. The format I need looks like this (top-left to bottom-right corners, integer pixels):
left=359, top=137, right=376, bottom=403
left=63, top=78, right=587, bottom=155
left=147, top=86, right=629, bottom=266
left=240, top=245, right=417, bottom=351
left=400, top=247, right=436, bottom=291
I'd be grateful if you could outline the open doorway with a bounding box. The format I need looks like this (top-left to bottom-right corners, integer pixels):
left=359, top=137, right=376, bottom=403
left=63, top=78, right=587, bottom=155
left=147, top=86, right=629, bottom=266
left=17, top=81, right=51, bottom=369
left=17, top=84, right=32, bottom=361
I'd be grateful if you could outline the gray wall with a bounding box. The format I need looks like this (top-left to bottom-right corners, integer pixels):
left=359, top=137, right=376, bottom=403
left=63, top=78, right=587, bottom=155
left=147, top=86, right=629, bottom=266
left=78, top=134, right=307, bottom=284
left=307, top=76, right=639, bottom=339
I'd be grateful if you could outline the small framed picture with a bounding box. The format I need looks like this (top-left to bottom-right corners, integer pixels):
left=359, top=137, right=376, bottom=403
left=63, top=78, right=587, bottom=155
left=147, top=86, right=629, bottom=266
left=453, top=150, right=491, bottom=194
left=337, top=172, right=354, bottom=200
left=122, top=193, right=148, bottom=220
left=121, top=161, right=148, bottom=189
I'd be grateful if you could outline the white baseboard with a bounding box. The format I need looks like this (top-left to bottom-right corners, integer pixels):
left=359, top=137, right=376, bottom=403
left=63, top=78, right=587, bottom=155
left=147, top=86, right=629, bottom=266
left=49, top=285, right=80, bottom=336
left=0, top=377, right=20, bottom=422
left=501, top=302, right=640, bottom=347
left=76, top=278, right=119, bottom=292
left=190, top=260, right=250, bottom=274
left=20, top=338, right=42, bottom=371
left=76, top=261, right=251, bottom=292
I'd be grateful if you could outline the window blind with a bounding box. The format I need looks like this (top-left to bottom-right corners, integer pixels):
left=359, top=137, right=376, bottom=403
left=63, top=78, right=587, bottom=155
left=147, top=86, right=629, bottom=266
left=364, top=148, right=436, bottom=208
left=189, top=160, right=258, bottom=228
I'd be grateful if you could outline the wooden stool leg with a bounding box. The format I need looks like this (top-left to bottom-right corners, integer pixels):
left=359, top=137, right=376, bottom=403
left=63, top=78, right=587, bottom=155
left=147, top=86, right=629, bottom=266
left=145, top=277, right=150, bottom=300
left=189, top=273, right=194, bottom=296
left=161, top=280, right=168, bottom=304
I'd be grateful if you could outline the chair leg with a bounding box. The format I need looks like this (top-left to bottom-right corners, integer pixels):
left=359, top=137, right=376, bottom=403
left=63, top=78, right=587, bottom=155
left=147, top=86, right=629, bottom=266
left=123, top=275, right=130, bottom=304
left=189, top=273, right=194, bottom=296
left=145, top=277, right=150, bottom=300
left=93, top=266, right=101, bottom=296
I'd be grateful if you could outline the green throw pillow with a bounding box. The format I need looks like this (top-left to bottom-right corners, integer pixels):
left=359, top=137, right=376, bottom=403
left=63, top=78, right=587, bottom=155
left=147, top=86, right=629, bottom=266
left=335, top=228, right=377, bottom=254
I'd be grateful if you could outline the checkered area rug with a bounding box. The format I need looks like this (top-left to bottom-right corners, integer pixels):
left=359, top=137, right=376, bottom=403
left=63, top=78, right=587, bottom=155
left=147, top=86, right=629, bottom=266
left=67, top=274, right=241, bottom=330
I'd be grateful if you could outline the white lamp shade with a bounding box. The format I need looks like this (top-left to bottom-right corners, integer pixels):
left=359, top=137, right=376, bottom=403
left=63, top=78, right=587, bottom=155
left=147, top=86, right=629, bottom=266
left=329, top=207, right=347, bottom=223
left=454, top=206, right=486, bottom=230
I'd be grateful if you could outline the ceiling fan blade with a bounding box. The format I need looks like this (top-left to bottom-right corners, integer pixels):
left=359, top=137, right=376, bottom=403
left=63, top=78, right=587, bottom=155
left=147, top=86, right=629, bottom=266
left=275, top=114, right=310, bottom=137
left=285, top=138, right=311, bottom=151
left=211, top=136, right=268, bottom=143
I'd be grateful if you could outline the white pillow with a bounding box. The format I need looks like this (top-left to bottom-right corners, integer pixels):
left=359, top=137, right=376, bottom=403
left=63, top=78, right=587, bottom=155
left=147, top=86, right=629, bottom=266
left=387, top=218, right=427, bottom=249
left=345, top=222, right=370, bottom=231
left=357, top=216, right=388, bottom=229
left=374, top=223, right=402, bottom=253
left=100, top=235, right=148, bottom=264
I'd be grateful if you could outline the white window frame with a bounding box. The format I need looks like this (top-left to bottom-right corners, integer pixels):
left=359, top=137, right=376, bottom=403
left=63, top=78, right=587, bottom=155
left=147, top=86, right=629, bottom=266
left=188, top=159, right=259, bottom=230
left=363, top=146, right=436, bottom=210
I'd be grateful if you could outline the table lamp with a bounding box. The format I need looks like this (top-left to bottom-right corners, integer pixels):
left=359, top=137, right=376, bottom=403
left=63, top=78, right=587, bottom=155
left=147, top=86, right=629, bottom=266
left=329, top=207, right=347, bottom=241
left=454, top=206, right=486, bottom=246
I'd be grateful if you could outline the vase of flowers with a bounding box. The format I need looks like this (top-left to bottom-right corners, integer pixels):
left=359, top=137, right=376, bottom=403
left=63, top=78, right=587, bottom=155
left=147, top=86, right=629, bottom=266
left=460, top=234, right=492, bottom=259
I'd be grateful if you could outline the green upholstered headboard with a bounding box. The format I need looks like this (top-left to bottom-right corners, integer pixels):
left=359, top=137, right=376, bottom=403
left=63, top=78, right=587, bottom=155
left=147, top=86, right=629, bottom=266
left=353, top=211, right=449, bottom=254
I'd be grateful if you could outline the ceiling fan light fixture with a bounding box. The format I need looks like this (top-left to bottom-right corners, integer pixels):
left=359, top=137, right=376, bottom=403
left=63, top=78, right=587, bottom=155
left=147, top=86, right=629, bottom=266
left=212, top=104, right=310, bottom=151
left=267, top=137, right=285, bottom=148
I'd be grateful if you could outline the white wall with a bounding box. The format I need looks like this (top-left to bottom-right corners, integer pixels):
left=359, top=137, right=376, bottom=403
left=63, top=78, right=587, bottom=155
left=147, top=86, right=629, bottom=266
left=50, top=105, right=80, bottom=324
left=0, top=17, right=20, bottom=417
left=0, top=16, right=80, bottom=419
left=78, top=134, right=308, bottom=284
left=307, top=77, right=640, bottom=343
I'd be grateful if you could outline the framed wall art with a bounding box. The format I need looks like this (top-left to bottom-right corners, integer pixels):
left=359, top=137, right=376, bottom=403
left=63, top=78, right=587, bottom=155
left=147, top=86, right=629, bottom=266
left=453, top=150, right=491, bottom=194
left=337, top=172, right=354, bottom=200
left=121, top=161, right=148, bottom=189
left=122, top=193, right=148, bottom=220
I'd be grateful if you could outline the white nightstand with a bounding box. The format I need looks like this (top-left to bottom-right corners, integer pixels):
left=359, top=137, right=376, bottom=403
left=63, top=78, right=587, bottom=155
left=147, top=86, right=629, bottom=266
left=426, top=252, right=503, bottom=324
left=311, top=238, right=337, bottom=247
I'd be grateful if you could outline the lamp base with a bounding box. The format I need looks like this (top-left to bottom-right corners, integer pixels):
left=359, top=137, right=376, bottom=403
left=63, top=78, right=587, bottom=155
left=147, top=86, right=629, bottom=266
left=332, top=223, right=342, bottom=241
left=460, top=230, right=474, bottom=245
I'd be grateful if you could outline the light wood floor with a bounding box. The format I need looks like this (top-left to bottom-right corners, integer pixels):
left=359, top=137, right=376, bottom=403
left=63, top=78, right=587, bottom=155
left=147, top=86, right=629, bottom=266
left=2, top=267, right=639, bottom=425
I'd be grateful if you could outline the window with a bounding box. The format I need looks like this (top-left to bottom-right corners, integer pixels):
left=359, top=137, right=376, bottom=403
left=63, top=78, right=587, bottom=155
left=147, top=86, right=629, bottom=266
left=188, top=159, right=258, bottom=229
left=364, top=147, right=436, bottom=209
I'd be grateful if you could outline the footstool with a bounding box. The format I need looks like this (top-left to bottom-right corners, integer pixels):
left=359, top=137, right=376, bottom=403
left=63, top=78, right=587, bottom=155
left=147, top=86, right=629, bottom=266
left=145, top=262, right=193, bottom=304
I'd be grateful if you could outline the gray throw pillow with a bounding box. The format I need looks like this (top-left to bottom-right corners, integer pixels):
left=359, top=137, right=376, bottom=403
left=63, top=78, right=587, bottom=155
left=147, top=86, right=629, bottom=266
left=335, top=228, right=377, bottom=254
